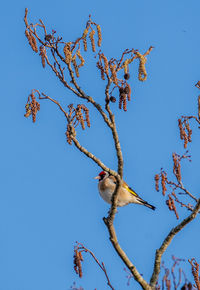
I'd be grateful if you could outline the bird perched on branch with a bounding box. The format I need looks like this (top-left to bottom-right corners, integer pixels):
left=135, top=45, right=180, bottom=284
left=95, top=171, right=155, bottom=210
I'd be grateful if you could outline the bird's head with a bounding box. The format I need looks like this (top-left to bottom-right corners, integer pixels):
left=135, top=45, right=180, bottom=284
left=94, top=171, right=109, bottom=181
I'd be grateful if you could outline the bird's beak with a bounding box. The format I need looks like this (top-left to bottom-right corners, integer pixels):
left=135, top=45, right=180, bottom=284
left=94, top=176, right=100, bottom=180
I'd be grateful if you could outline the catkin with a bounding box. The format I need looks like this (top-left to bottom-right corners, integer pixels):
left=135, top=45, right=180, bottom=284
left=101, top=54, right=109, bottom=76
left=185, top=121, right=192, bottom=142
left=124, top=84, right=131, bottom=101
left=178, top=119, right=184, bottom=140
left=109, top=64, right=118, bottom=85
left=119, top=93, right=127, bottom=111
left=76, top=50, right=85, bottom=68
left=123, top=59, right=129, bottom=74
left=73, top=249, right=83, bottom=278
left=63, top=42, right=72, bottom=64
left=96, top=25, right=102, bottom=47
left=24, top=104, right=32, bottom=118
left=81, top=105, right=90, bottom=128
left=135, top=52, right=147, bottom=81
left=31, top=34, right=38, bottom=53
left=154, top=174, right=160, bottom=192
left=189, top=259, right=200, bottom=289
left=72, top=54, right=79, bottom=77
left=24, top=93, right=40, bottom=123
left=161, top=172, right=167, bottom=196
left=96, top=62, right=105, bottom=80
left=122, top=59, right=132, bottom=74
left=172, top=153, right=181, bottom=183
left=39, top=46, right=46, bottom=68
left=66, top=124, right=72, bottom=145
left=82, top=28, right=89, bottom=51
left=25, top=30, right=38, bottom=53
left=76, top=105, right=85, bottom=130
left=89, top=30, right=96, bottom=52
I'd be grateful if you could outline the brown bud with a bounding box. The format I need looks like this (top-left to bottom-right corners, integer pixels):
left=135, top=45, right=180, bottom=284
left=124, top=73, right=130, bottom=80
left=45, top=34, right=53, bottom=41
left=110, top=96, right=116, bottom=103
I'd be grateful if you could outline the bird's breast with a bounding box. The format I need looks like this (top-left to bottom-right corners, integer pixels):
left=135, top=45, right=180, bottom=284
left=98, top=183, right=113, bottom=204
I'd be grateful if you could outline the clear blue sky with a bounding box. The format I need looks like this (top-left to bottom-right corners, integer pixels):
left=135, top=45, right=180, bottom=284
left=1, top=0, right=200, bottom=289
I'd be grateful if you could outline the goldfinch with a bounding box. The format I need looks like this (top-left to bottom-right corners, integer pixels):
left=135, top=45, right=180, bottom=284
left=95, top=171, right=155, bottom=210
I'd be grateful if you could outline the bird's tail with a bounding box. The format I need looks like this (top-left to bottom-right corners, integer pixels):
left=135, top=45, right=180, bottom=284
left=138, top=198, right=156, bottom=210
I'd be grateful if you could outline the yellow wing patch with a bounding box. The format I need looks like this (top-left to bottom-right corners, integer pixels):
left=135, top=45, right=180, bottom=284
left=124, top=184, right=138, bottom=197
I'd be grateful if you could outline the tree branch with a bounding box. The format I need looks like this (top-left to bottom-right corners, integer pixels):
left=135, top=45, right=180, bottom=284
left=105, top=78, right=123, bottom=177
left=175, top=180, right=197, bottom=202
left=150, top=198, right=200, bottom=288
left=71, top=135, right=118, bottom=177
left=103, top=217, right=152, bottom=290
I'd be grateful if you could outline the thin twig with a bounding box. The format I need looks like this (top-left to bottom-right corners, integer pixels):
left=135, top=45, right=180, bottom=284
left=76, top=242, right=114, bottom=290
left=104, top=78, right=124, bottom=178
left=182, top=115, right=200, bottom=125
left=39, top=93, right=69, bottom=121
left=167, top=180, right=198, bottom=202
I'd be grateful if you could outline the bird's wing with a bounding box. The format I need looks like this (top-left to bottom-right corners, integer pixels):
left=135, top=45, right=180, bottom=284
left=109, top=177, right=139, bottom=197
left=123, top=182, right=138, bottom=197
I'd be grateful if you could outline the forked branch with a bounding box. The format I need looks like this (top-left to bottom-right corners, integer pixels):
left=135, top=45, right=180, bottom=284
left=150, top=198, right=200, bottom=288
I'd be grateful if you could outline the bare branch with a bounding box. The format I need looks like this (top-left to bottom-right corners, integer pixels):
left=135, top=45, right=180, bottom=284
left=71, top=135, right=117, bottom=177
left=103, top=216, right=152, bottom=290
left=169, top=180, right=198, bottom=203
left=150, top=198, right=200, bottom=288
left=182, top=115, right=200, bottom=125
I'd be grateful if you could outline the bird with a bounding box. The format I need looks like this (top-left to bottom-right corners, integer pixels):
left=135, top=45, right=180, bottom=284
left=94, top=171, right=155, bottom=210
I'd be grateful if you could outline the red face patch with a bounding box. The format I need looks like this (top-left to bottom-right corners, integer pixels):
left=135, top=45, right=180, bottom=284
left=99, top=171, right=106, bottom=176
